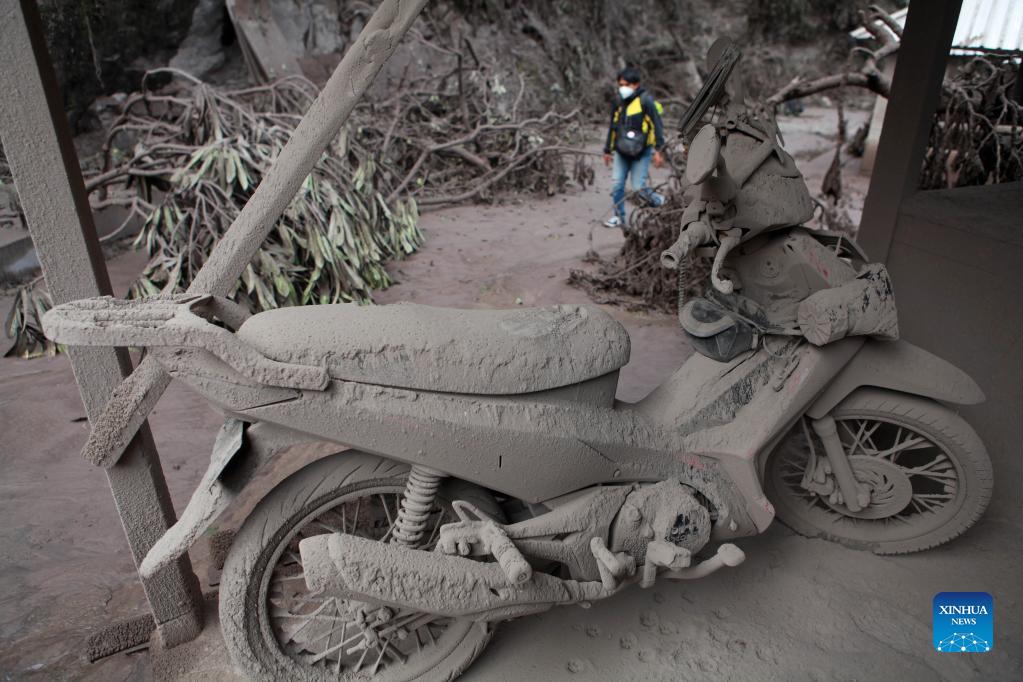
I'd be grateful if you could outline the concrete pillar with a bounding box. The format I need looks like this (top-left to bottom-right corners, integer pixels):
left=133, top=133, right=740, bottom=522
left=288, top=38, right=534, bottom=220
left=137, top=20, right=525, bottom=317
left=0, top=0, right=203, bottom=647
left=858, top=0, right=964, bottom=261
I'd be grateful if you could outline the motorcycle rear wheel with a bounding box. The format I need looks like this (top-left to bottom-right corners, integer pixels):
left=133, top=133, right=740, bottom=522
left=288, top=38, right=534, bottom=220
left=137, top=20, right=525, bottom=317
left=765, top=389, right=993, bottom=554
left=219, top=451, right=499, bottom=681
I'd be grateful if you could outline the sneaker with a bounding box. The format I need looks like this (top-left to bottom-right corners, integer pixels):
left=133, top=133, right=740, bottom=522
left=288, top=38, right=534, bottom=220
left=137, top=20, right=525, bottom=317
left=604, top=215, right=624, bottom=228
left=638, top=189, right=666, bottom=207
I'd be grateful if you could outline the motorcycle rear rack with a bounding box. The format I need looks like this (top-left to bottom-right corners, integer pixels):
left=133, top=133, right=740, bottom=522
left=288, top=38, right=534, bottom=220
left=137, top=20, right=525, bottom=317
left=43, top=294, right=329, bottom=390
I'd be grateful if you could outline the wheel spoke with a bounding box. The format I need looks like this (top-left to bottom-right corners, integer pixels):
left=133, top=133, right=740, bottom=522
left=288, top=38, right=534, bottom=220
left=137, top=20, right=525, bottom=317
left=900, top=453, right=956, bottom=484
left=916, top=496, right=940, bottom=512
left=323, top=603, right=337, bottom=669
left=351, top=644, right=371, bottom=673
left=906, top=452, right=951, bottom=472
left=780, top=470, right=805, bottom=484
left=425, top=510, right=446, bottom=548
left=263, top=484, right=461, bottom=676
left=910, top=472, right=958, bottom=486
left=272, top=611, right=350, bottom=623
left=871, top=436, right=930, bottom=461
left=381, top=612, right=439, bottom=638
left=369, top=637, right=394, bottom=675
left=270, top=592, right=322, bottom=607
left=888, top=511, right=912, bottom=524
left=840, top=419, right=881, bottom=456
left=379, top=494, right=395, bottom=528
left=351, top=497, right=361, bottom=536
left=861, top=425, right=882, bottom=454
left=908, top=491, right=956, bottom=514
left=839, top=419, right=867, bottom=454
left=335, top=622, right=346, bottom=674
left=280, top=550, right=302, bottom=566
left=281, top=598, right=333, bottom=644
left=310, top=519, right=341, bottom=534
left=271, top=573, right=307, bottom=584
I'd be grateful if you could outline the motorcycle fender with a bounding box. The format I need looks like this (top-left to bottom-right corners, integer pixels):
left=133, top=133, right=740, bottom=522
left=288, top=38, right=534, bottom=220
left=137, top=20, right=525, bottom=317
left=139, top=419, right=323, bottom=578
left=805, top=339, right=985, bottom=420
left=138, top=418, right=246, bottom=579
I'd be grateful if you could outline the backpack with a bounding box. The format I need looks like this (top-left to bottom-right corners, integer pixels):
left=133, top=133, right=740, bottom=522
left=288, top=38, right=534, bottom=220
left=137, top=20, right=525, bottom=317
left=615, top=127, right=647, bottom=158
left=613, top=96, right=665, bottom=158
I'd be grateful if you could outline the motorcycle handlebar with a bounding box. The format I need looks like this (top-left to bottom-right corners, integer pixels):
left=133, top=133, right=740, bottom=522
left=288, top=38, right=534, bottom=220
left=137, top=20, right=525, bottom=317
left=660, top=235, right=690, bottom=270
left=661, top=220, right=714, bottom=270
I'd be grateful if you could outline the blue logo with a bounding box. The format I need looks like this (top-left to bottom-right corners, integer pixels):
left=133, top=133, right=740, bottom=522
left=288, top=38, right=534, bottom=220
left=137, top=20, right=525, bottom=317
left=933, top=592, right=993, bottom=652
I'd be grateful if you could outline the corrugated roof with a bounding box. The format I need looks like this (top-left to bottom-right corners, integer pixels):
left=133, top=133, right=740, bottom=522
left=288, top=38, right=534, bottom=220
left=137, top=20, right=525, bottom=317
left=850, top=0, right=1023, bottom=55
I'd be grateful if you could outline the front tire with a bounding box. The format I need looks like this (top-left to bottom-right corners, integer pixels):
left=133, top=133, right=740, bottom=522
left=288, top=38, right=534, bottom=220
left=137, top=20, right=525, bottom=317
left=765, top=389, right=993, bottom=554
left=219, top=451, right=498, bottom=681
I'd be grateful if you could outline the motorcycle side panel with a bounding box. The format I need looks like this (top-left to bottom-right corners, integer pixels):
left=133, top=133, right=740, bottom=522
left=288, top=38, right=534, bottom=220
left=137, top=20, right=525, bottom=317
left=630, top=338, right=862, bottom=530
left=805, top=338, right=985, bottom=420
left=238, top=379, right=627, bottom=503
left=158, top=338, right=862, bottom=539
left=187, top=361, right=758, bottom=534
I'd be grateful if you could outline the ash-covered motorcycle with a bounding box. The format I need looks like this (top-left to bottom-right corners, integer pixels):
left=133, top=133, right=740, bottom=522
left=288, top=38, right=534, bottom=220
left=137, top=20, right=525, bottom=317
left=43, top=41, right=991, bottom=681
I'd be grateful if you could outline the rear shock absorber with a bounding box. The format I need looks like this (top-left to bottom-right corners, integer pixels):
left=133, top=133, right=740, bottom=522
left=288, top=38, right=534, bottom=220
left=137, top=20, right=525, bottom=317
left=392, top=465, right=444, bottom=546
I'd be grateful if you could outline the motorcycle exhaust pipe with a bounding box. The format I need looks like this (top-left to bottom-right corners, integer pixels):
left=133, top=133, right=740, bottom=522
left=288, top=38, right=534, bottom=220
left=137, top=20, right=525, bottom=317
left=298, top=533, right=610, bottom=621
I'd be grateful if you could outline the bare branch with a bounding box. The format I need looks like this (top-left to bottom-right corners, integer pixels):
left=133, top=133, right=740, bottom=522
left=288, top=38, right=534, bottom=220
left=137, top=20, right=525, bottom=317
left=767, top=7, right=901, bottom=105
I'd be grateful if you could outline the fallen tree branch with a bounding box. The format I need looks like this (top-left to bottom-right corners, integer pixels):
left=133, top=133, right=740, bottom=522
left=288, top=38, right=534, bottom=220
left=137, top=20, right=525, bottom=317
left=767, top=6, right=899, bottom=104
left=20, top=0, right=432, bottom=467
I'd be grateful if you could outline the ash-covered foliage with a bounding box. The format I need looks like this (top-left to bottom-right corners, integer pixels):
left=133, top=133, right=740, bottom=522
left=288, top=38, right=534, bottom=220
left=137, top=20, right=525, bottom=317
left=122, top=73, right=424, bottom=309
left=922, top=57, right=1023, bottom=189
left=4, top=54, right=589, bottom=356
left=4, top=72, right=424, bottom=357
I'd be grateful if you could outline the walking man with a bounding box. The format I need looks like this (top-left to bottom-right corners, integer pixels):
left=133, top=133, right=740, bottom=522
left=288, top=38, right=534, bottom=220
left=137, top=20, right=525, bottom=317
left=603, top=67, right=666, bottom=228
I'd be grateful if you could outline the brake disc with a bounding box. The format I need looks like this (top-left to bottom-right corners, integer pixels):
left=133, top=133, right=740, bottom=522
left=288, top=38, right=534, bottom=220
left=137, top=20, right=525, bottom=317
left=823, top=455, right=913, bottom=520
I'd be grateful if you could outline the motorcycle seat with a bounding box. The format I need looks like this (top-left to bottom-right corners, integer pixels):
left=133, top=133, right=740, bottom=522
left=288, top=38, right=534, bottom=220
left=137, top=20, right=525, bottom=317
left=235, top=302, right=630, bottom=394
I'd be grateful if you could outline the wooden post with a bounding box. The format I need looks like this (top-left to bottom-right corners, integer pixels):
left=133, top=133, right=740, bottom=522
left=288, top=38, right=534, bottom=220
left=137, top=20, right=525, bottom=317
left=0, top=0, right=203, bottom=646
left=858, top=0, right=963, bottom=261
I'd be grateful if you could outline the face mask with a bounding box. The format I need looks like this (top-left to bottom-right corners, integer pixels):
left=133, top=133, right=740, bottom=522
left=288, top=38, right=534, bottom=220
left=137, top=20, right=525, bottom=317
left=618, top=85, right=636, bottom=100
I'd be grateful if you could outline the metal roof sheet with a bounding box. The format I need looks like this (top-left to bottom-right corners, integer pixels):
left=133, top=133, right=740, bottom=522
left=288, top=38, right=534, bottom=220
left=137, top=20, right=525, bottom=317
left=850, top=1, right=1023, bottom=55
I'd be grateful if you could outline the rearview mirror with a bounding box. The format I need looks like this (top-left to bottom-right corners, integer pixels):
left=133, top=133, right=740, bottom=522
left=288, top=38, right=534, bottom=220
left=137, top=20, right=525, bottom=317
left=686, top=124, right=720, bottom=186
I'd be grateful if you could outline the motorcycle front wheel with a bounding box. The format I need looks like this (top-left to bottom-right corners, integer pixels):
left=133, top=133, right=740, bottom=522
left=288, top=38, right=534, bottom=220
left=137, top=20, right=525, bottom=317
left=765, top=388, right=993, bottom=554
left=219, top=451, right=500, bottom=681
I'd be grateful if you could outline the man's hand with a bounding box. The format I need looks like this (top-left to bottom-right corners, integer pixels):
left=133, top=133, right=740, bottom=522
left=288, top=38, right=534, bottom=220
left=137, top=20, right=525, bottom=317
left=603, top=153, right=612, bottom=168
left=653, top=150, right=665, bottom=169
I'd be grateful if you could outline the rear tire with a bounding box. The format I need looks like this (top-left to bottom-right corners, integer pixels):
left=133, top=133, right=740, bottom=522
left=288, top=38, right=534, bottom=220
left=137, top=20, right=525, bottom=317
left=219, top=451, right=499, bottom=681
left=765, top=389, right=993, bottom=554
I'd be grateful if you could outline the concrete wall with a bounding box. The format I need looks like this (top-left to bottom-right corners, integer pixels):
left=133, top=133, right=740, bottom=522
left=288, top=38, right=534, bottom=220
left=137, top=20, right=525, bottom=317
left=880, top=182, right=1023, bottom=483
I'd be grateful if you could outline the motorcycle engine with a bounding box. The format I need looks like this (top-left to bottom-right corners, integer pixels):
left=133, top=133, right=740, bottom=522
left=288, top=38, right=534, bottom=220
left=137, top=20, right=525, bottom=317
left=608, top=480, right=712, bottom=562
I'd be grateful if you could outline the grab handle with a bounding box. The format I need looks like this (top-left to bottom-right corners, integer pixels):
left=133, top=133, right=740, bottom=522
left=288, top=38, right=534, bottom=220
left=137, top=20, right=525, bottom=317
left=43, top=295, right=328, bottom=390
